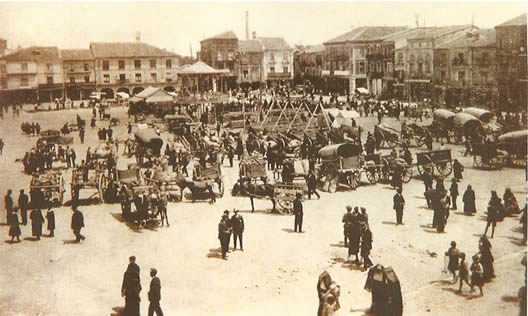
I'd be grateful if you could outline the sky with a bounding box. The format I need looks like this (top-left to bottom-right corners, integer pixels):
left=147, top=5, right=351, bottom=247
left=0, top=1, right=526, bottom=56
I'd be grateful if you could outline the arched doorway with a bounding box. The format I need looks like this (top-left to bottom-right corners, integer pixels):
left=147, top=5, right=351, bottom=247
left=163, top=86, right=176, bottom=92
left=117, top=87, right=130, bottom=95
left=101, top=88, right=114, bottom=99
left=132, top=87, right=144, bottom=95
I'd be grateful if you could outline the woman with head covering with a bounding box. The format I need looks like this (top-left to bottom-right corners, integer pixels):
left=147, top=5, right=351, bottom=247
left=503, top=188, right=521, bottom=217
left=8, top=208, right=21, bottom=242
left=463, top=185, right=476, bottom=215
left=479, top=236, right=495, bottom=282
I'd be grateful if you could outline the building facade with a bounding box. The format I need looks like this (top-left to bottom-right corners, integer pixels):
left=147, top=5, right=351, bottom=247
left=495, top=13, right=527, bottom=110
left=61, top=49, right=96, bottom=101
left=293, top=44, right=325, bottom=91
left=237, top=39, right=264, bottom=89
left=89, top=42, right=179, bottom=99
left=0, top=46, right=63, bottom=103
left=258, top=37, right=294, bottom=87
left=323, top=26, right=407, bottom=94
left=200, top=31, right=238, bottom=90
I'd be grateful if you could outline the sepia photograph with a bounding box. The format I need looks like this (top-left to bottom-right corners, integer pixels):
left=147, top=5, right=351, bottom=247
left=0, top=1, right=527, bottom=315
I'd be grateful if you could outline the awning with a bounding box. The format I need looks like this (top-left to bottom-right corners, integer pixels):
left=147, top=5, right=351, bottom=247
left=404, top=79, right=431, bottom=83
left=355, top=87, right=369, bottom=94
left=116, top=92, right=129, bottom=99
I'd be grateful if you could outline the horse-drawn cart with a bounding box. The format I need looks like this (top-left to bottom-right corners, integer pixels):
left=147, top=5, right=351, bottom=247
left=273, top=182, right=305, bottom=214
left=380, top=154, right=413, bottom=184
left=29, top=170, right=65, bottom=206
left=497, top=129, right=528, bottom=168
left=415, top=149, right=453, bottom=177
left=471, top=143, right=508, bottom=169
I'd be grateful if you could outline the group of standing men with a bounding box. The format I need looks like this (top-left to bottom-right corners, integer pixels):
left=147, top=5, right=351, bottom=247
left=218, top=209, right=245, bottom=260
left=342, top=205, right=373, bottom=270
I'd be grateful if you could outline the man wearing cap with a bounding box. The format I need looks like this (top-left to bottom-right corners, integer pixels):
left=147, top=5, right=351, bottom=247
left=231, top=210, right=244, bottom=251
left=393, top=187, right=405, bottom=225
left=293, top=193, right=303, bottom=233
left=342, top=206, right=354, bottom=247
left=148, top=268, right=163, bottom=316
left=218, top=214, right=231, bottom=260
left=18, top=189, right=29, bottom=225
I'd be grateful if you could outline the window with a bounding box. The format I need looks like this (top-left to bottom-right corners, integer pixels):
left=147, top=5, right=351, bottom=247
left=46, top=76, right=53, bottom=84
left=283, top=52, right=288, bottom=60
left=228, top=52, right=234, bottom=60
left=425, top=62, right=431, bottom=73
left=457, top=53, right=464, bottom=64
left=69, top=77, right=75, bottom=84
left=457, top=71, right=465, bottom=82
left=441, top=71, right=446, bottom=80
left=270, top=67, right=275, bottom=73
left=481, top=72, right=488, bottom=84
left=20, top=77, right=28, bottom=86
left=135, top=73, right=142, bottom=83
left=150, top=60, right=156, bottom=69
left=21, top=63, right=28, bottom=71
left=397, top=53, right=403, bottom=65
left=84, top=63, right=89, bottom=71
left=102, top=60, right=109, bottom=70
left=0, top=63, right=5, bottom=73
left=166, top=73, right=172, bottom=82
left=69, top=64, right=75, bottom=72
left=134, top=60, right=141, bottom=69
left=151, top=73, right=157, bottom=81
left=217, top=51, right=223, bottom=61
left=166, top=59, right=172, bottom=69
left=103, top=74, right=110, bottom=83
left=1, top=77, right=6, bottom=89
left=270, top=53, right=275, bottom=61
left=359, top=62, right=365, bottom=74
left=283, top=67, right=288, bottom=74
left=118, top=60, right=125, bottom=70
left=47, top=64, right=53, bottom=72
left=119, top=74, right=126, bottom=81
left=84, top=75, right=90, bottom=83
left=243, top=70, right=248, bottom=78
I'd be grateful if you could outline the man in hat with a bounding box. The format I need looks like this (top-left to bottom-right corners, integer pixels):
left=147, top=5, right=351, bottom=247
left=453, top=159, right=464, bottom=181
left=360, top=207, right=369, bottom=226
left=30, top=208, right=45, bottom=240
left=148, top=268, right=163, bottom=316
left=4, top=189, right=13, bottom=224
left=18, top=189, right=29, bottom=225
left=230, top=210, right=244, bottom=251
left=307, top=171, right=320, bottom=200
left=293, top=192, right=303, bottom=232
left=449, top=178, right=459, bottom=210
left=71, top=206, right=86, bottom=242
left=342, top=206, right=354, bottom=247
left=218, top=214, right=231, bottom=259
left=393, top=187, right=405, bottom=225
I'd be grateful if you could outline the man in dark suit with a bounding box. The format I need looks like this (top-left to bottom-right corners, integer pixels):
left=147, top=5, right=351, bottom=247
left=4, top=189, right=13, bottom=224
left=18, top=189, right=29, bottom=225
left=293, top=193, right=304, bottom=232
left=148, top=268, right=163, bottom=316
left=230, top=210, right=244, bottom=251
left=393, top=187, right=405, bottom=225
left=71, top=206, right=85, bottom=242
left=218, top=214, right=231, bottom=260
left=449, top=178, right=459, bottom=210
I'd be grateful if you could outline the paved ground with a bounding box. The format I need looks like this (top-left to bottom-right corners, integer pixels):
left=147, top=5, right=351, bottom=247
left=0, top=106, right=525, bottom=316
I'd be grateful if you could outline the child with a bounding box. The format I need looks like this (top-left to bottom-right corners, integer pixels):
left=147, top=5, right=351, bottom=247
left=455, top=253, right=471, bottom=292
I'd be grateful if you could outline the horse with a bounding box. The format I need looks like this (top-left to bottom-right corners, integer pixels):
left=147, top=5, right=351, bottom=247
left=232, top=178, right=276, bottom=212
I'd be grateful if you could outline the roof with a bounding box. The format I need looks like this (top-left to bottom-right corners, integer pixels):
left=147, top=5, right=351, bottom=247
left=60, top=49, right=93, bottom=60
left=437, top=29, right=496, bottom=49
left=238, top=40, right=263, bottom=53
left=496, top=13, right=527, bottom=27
left=130, top=86, right=174, bottom=103
left=202, top=31, right=238, bottom=42
left=0, top=46, right=60, bottom=62
left=305, top=44, right=326, bottom=54
left=324, top=26, right=408, bottom=44
left=257, top=37, right=292, bottom=51
left=407, top=25, right=474, bottom=40
left=89, top=42, right=178, bottom=58
left=173, top=61, right=230, bottom=75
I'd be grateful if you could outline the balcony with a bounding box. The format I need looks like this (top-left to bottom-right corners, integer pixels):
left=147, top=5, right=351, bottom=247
left=368, top=71, right=384, bottom=79
left=267, top=72, right=292, bottom=79
left=116, top=79, right=129, bottom=83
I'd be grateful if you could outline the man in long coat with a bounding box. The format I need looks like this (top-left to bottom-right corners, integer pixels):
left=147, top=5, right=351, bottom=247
left=71, top=206, right=85, bottom=242
left=18, top=189, right=29, bottom=225
left=30, top=208, right=45, bottom=240
left=393, top=188, right=405, bottom=225
left=4, top=189, right=13, bottom=224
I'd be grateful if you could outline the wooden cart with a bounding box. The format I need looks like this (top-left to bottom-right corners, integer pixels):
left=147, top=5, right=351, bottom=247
left=471, top=143, right=507, bottom=169
left=30, top=170, right=65, bottom=206
left=273, top=182, right=305, bottom=214
left=415, top=149, right=453, bottom=177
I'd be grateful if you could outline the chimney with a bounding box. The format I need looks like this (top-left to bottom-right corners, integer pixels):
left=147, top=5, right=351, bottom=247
left=252, top=31, right=256, bottom=40
left=245, top=11, right=249, bottom=40
left=136, top=31, right=141, bottom=42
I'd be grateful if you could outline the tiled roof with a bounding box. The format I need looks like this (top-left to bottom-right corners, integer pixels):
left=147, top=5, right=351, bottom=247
left=238, top=40, right=263, bottom=53
left=437, top=29, right=495, bottom=48
left=496, top=13, right=527, bottom=27
left=324, top=26, right=408, bottom=44
left=305, top=44, right=325, bottom=54
left=0, top=46, right=60, bottom=62
left=61, top=49, right=93, bottom=60
left=202, top=31, right=238, bottom=41
left=89, top=42, right=178, bottom=58
left=257, top=37, right=292, bottom=51
left=407, top=25, right=474, bottom=40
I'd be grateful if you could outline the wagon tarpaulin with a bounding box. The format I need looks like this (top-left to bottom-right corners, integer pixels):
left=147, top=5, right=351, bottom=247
left=463, top=107, right=493, bottom=123
left=497, top=129, right=528, bottom=144
left=318, top=143, right=362, bottom=159
left=135, top=129, right=163, bottom=154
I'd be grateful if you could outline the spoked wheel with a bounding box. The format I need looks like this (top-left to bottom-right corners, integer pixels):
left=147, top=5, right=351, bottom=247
left=436, top=161, right=453, bottom=176
left=347, top=171, right=360, bottom=190
left=277, top=199, right=293, bottom=214
left=402, top=167, right=413, bottom=183
left=328, top=177, right=338, bottom=193
left=381, top=158, right=391, bottom=181
left=98, top=173, right=109, bottom=203
left=365, top=167, right=380, bottom=184
left=489, top=156, right=504, bottom=169
left=417, top=164, right=434, bottom=176
left=473, top=155, right=483, bottom=168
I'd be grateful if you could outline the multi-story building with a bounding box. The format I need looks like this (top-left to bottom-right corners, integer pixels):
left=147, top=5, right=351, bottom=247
left=495, top=13, right=527, bottom=110
left=259, top=37, right=294, bottom=87
left=396, top=25, right=476, bottom=101
left=61, top=49, right=96, bottom=100
left=89, top=42, right=179, bottom=98
left=0, top=46, right=63, bottom=103
left=200, top=31, right=238, bottom=89
left=433, top=29, right=497, bottom=107
left=0, top=38, right=7, bottom=56
left=293, top=44, right=325, bottom=90
left=323, top=26, right=407, bottom=94
left=237, top=39, right=264, bottom=89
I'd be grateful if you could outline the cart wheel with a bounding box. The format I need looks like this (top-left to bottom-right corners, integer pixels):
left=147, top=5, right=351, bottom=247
left=417, top=164, right=432, bottom=176
left=277, top=199, right=292, bottom=214
left=415, top=136, right=425, bottom=147
left=365, top=167, right=380, bottom=184
left=473, top=156, right=483, bottom=168
left=489, top=156, right=504, bottom=169
left=436, top=161, right=453, bottom=176
left=328, top=177, right=338, bottom=193
left=349, top=171, right=360, bottom=190
left=387, top=137, right=398, bottom=148
left=381, top=158, right=391, bottom=181
left=402, top=167, right=413, bottom=183
left=98, top=173, right=109, bottom=203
